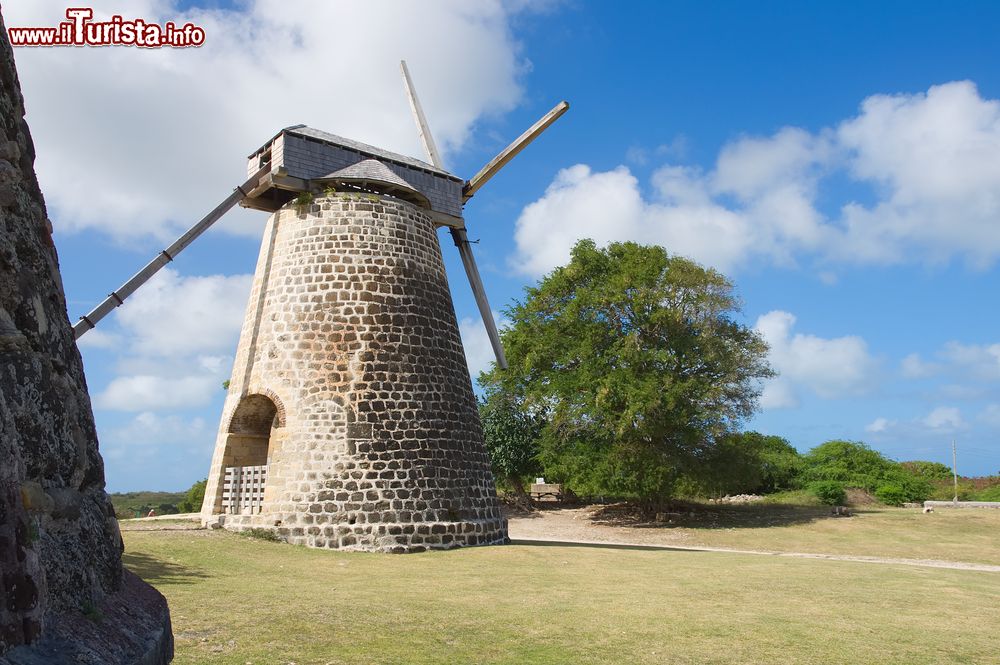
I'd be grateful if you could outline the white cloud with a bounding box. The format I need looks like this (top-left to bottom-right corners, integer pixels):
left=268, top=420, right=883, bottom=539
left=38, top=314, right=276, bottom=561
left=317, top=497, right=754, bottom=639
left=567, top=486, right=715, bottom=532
left=893, top=341, right=1000, bottom=403
left=6, top=1, right=527, bottom=241
left=901, top=353, right=940, bottom=379
left=512, top=164, right=757, bottom=275
left=939, top=342, right=1000, bottom=381
left=865, top=417, right=895, bottom=433
left=922, top=406, right=966, bottom=430
left=510, top=81, right=1000, bottom=276
left=836, top=82, right=1000, bottom=266
left=95, top=374, right=219, bottom=411
left=75, top=328, right=121, bottom=350
left=101, top=411, right=212, bottom=460
left=113, top=268, right=251, bottom=357
left=755, top=310, right=878, bottom=409
left=713, top=127, right=831, bottom=201
left=84, top=268, right=243, bottom=411
left=512, top=165, right=645, bottom=275
left=759, top=380, right=799, bottom=410
left=979, top=404, right=1000, bottom=427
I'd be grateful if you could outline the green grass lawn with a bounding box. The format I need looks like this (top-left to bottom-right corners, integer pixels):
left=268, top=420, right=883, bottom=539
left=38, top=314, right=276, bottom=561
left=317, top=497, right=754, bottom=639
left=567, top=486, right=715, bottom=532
left=124, top=529, right=1000, bottom=665
left=625, top=505, right=1000, bottom=565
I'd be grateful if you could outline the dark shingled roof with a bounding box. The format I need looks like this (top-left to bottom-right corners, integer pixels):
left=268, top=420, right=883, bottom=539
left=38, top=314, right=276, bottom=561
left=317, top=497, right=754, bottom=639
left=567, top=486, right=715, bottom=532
left=250, top=124, right=462, bottom=182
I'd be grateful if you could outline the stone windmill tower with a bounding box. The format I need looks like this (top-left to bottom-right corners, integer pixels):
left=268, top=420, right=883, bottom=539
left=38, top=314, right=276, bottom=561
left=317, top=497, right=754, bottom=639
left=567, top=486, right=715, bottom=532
left=74, top=63, right=568, bottom=552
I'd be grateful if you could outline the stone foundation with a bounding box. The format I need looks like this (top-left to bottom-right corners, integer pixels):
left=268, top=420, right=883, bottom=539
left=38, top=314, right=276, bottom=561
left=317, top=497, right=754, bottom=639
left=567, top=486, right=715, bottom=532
left=203, top=194, right=507, bottom=551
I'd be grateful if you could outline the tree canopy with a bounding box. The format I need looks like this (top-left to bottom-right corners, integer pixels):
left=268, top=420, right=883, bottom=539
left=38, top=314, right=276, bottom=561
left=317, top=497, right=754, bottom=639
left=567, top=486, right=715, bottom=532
left=687, top=432, right=803, bottom=497
left=177, top=478, right=207, bottom=513
left=480, top=240, right=773, bottom=505
left=478, top=391, right=545, bottom=502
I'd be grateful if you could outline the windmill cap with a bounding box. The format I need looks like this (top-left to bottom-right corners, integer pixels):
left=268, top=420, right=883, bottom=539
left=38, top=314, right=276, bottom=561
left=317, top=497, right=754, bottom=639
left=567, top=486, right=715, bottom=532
left=316, top=159, right=431, bottom=209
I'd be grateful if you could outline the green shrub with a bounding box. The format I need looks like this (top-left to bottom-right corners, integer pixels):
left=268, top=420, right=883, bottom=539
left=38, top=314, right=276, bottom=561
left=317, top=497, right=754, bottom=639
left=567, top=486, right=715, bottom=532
left=972, top=485, right=1000, bottom=502
left=242, top=528, right=283, bottom=542
left=478, top=392, right=545, bottom=500
left=802, top=440, right=895, bottom=491
left=875, top=483, right=909, bottom=506
left=809, top=481, right=846, bottom=506
left=754, top=435, right=805, bottom=492
left=686, top=432, right=804, bottom=497
left=900, top=461, right=953, bottom=481
left=177, top=479, right=207, bottom=513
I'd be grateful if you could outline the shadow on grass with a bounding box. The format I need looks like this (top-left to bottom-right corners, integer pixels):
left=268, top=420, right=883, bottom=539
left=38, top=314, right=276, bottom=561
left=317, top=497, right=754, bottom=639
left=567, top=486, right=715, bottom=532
left=122, top=551, right=210, bottom=586
left=588, top=502, right=857, bottom=531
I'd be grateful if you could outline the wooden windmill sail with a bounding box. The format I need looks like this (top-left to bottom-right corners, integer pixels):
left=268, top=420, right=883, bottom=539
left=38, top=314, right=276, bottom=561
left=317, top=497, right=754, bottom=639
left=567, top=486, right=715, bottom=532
left=75, top=63, right=568, bottom=552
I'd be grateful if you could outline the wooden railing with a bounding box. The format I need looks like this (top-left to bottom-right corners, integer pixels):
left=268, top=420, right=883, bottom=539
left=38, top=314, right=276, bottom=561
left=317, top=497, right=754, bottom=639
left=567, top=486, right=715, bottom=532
left=223, top=465, right=267, bottom=514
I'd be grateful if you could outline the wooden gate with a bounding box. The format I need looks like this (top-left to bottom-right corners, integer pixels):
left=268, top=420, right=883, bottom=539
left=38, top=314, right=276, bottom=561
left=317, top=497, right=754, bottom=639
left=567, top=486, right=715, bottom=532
left=223, top=465, right=268, bottom=514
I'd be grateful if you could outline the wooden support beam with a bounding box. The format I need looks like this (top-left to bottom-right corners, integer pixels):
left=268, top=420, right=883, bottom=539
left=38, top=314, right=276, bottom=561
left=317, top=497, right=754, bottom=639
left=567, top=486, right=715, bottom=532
left=270, top=173, right=309, bottom=193
left=449, top=227, right=507, bottom=369
left=245, top=172, right=275, bottom=199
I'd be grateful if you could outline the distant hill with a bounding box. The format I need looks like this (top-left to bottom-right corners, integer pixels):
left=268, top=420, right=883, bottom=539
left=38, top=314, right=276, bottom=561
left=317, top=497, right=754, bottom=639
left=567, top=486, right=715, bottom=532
left=110, top=491, right=185, bottom=519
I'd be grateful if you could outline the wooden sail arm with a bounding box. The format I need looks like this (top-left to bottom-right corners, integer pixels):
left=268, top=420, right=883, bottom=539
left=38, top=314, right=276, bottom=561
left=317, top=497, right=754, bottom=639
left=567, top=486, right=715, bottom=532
left=463, top=101, right=569, bottom=202
left=73, top=165, right=270, bottom=340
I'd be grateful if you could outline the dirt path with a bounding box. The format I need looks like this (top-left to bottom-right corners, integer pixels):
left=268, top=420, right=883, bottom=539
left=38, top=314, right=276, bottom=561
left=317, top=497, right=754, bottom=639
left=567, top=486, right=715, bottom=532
left=507, top=506, right=1000, bottom=573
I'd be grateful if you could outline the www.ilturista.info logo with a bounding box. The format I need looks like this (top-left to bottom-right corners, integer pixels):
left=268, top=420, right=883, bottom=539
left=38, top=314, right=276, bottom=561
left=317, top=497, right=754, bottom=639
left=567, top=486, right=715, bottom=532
left=8, top=8, right=206, bottom=48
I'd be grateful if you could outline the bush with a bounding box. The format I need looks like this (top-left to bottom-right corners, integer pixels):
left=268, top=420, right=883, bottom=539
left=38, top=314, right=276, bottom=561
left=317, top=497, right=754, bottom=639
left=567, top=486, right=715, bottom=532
left=683, top=432, right=803, bottom=497
left=242, top=528, right=283, bottom=542
left=809, top=481, right=846, bottom=506
left=478, top=392, right=545, bottom=500
left=972, top=485, right=1000, bottom=502
left=875, top=483, right=909, bottom=506
left=177, top=479, right=207, bottom=513
left=900, top=461, right=953, bottom=481
left=755, top=435, right=805, bottom=492
left=801, top=440, right=896, bottom=491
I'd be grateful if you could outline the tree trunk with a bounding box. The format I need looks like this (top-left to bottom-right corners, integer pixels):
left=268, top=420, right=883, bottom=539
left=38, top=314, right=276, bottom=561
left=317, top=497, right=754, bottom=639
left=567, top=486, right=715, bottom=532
left=508, top=476, right=535, bottom=512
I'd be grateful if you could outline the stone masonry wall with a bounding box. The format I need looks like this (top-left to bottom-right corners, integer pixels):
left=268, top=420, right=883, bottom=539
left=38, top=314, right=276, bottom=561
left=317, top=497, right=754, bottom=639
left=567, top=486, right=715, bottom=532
left=0, top=19, right=118, bottom=649
left=202, top=194, right=507, bottom=552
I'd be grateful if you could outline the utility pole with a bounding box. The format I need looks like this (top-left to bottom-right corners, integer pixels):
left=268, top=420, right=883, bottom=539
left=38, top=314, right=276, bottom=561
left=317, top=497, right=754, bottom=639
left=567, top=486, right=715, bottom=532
left=952, top=440, right=959, bottom=504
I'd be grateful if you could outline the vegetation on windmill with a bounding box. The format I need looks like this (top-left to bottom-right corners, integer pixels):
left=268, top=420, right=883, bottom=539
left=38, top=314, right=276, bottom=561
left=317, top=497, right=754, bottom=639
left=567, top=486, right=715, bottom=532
left=479, top=239, right=774, bottom=510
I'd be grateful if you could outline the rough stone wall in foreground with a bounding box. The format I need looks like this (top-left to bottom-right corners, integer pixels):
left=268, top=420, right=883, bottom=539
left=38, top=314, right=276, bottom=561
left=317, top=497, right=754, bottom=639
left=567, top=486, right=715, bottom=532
left=203, top=195, right=508, bottom=552
left=0, top=11, right=171, bottom=663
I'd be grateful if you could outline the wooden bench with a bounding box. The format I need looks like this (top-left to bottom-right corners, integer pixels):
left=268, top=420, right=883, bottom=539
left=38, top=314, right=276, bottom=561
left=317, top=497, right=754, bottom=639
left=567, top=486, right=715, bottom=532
left=529, top=483, right=564, bottom=502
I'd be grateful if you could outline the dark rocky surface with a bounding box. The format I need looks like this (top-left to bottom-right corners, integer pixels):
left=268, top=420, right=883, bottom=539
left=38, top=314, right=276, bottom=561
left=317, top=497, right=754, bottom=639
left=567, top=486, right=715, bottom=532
left=0, top=10, right=172, bottom=663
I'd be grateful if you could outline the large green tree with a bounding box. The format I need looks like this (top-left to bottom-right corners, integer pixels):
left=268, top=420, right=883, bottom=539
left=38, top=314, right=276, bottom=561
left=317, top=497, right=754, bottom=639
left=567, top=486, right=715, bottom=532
left=480, top=240, right=773, bottom=507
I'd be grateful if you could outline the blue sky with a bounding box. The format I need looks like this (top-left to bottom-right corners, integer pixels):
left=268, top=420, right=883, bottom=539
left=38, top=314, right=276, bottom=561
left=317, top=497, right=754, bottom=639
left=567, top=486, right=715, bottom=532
left=6, top=1, right=1000, bottom=490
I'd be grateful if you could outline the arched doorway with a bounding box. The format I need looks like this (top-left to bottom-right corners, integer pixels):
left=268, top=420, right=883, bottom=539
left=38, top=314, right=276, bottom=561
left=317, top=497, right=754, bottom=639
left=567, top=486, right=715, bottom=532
left=220, top=394, right=283, bottom=515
